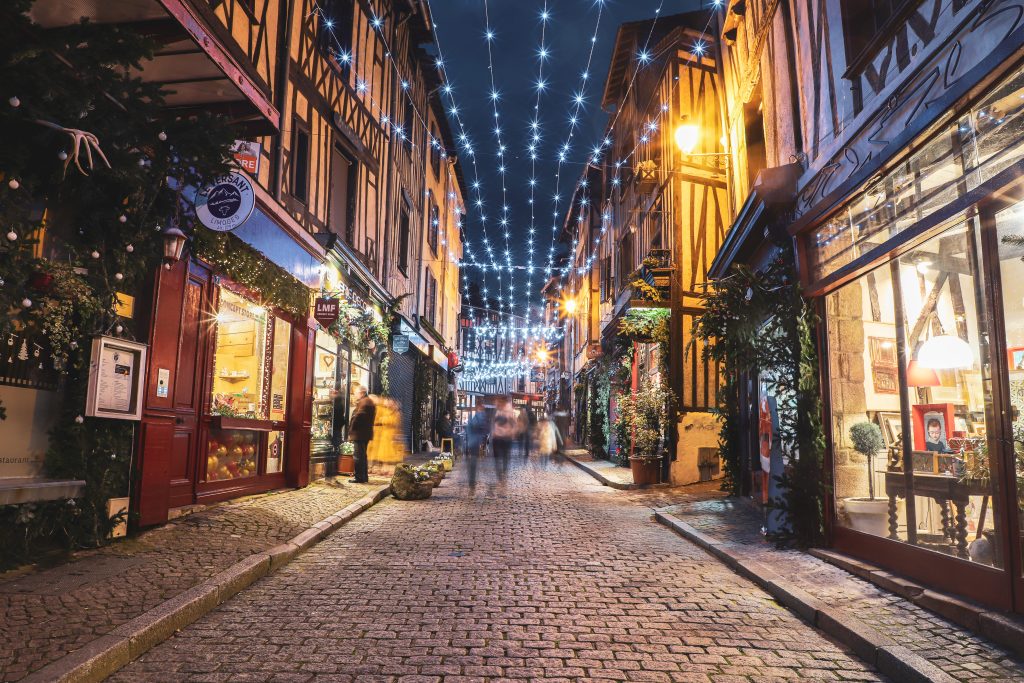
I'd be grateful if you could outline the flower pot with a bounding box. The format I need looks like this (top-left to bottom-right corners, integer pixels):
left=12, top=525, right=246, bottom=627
left=629, top=457, right=661, bottom=486
left=843, top=497, right=889, bottom=536
left=337, top=453, right=355, bottom=476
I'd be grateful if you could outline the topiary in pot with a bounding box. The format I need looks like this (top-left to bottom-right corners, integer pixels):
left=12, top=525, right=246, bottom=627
left=845, top=421, right=888, bottom=536
left=849, top=421, right=885, bottom=500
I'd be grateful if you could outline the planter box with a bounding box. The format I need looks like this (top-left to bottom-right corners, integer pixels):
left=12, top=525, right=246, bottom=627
left=210, top=416, right=275, bottom=431
left=629, top=457, right=662, bottom=486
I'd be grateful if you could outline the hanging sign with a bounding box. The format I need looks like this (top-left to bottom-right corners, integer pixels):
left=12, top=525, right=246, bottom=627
left=231, top=140, right=262, bottom=175
left=531, top=368, right=545, bottom=383
left=195, top=172, right=255, bottom=232
left=314, top=297, right=340, bottom=328
left=586, top=342, right=603, bottom=360
left=392, top=334, right=410, bottom=353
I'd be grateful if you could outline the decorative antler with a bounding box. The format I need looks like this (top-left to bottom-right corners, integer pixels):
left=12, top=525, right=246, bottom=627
left=34, top=120, right=112, bottom=177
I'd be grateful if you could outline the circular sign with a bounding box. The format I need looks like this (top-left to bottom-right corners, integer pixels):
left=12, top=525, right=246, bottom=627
left=195, top=172, right=255, bottom=232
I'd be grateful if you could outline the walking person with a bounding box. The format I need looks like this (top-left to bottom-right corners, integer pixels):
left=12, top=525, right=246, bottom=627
left=465, top=404, right=488, bottom=488
left=348, top=384, right=375, bottom=484
left=491, top=397, right=519, bottom=483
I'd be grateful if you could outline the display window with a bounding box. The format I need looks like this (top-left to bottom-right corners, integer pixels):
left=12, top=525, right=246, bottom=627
left=311, top=330, right=340, bottom=447
left=205, top=285, right=293, bottom=482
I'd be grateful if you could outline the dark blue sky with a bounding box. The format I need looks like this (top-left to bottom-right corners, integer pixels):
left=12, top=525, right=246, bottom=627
left=431, top=0, right=702, bottom=309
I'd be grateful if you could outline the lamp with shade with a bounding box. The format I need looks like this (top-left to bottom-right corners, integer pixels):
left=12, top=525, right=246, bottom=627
left=917, top=334, right=973, bottom=369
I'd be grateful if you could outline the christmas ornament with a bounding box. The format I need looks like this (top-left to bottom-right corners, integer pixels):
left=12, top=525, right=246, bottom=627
left=17, top=339, right=28, bottom=361
left=20, top=298, right=31, bottom=308
left=57, top=150, right=68, bottom=161
left=8, top=179, right=19, bottom=189
left=114, top=272, right=123, bottom=281
left=114, top=324, right=123, bottom=334
left=74, top=415, right=84, bottom=424
left=158, top=131, right=167, bottom=141
left=69, top=341, right=78, bottom=350
left=6, top=230, right=16, bottom=241
left=8, top=95, right=19, bottom=107
left=125, top=244, right=134, bottom=253
left=118, top=214, right=127, bottom=223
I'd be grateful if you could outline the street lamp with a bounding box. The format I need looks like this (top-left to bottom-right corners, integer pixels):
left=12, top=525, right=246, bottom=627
left=563, top=295, right=578, bottom=315
left=160, top=224, right=188, bottom=269
left=674, top=122, right=700, bottom=155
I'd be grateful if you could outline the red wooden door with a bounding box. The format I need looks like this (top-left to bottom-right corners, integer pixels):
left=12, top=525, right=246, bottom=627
left=136, top=260, right=212, bottom=526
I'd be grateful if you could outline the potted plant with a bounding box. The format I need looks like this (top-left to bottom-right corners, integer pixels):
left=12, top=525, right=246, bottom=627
left=390, top=464, right=433, bottom=500
left=338, top=441, right=355, bottom=476
left=844, top=421, right=888, bottom=535
left=615, top=377, right=669, bottom=486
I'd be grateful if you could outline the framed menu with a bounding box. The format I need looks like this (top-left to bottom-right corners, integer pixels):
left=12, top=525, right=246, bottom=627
left=85, top=336, right=147, bottom=420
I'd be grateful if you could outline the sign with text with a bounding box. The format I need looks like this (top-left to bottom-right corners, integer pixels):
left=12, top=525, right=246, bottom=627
left=231, top=140, right=262, bottom=175
left=314, top=297, right=340, bottom=328
left=195, top=172, right=255, bottom=232
left=391, top=334, right=409, bottom=353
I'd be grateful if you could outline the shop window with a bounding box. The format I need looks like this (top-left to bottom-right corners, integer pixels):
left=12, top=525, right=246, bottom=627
left=826, top=220, right=1002, bottom=567
left=312, top=329, right=341, bottom=448
left=211, top=288, right=269, bottom=419
left=398, top=206, right=411, bottom=275
left=207, top=287, right=293, bottom=483
left=291, top=122, right=310, bottom=205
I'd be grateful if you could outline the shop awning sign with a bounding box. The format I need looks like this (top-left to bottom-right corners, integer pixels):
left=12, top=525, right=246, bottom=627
left=314, top=297, right=340, bottom=328
left=392, top=334, right=409, bottom=353
left=195, top=172, right=255, bottom=232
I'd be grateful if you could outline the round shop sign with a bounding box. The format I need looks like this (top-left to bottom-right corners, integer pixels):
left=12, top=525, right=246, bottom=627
left=195, top=172, right=255, bottom=232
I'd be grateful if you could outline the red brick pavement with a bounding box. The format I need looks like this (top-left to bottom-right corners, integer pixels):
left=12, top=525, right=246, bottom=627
left=0, top=479, right=383, bottom=682
left=109, top=454, right=881, bottom=682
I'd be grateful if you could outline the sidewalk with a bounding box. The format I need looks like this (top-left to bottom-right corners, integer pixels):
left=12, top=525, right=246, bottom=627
left=657, top=489, right=1024, bottom=682
left=0, top=477, right=388, bottom=682
left=560, top=448, right=636, bottom=488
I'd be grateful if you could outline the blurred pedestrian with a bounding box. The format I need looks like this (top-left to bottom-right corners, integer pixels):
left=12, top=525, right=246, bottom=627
left=537, top=415, right=559, bottom=457
left=465, top=404, right=488, bottom=488
left=435, top=411, right=453, bottom=452
left=348, top=384, right=375, bottom=484
left=491, top=396, right=519, bottom=482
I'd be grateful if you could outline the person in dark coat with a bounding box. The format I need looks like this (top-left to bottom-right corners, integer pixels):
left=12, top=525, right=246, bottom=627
left=348, top=385, right=376, bottom=483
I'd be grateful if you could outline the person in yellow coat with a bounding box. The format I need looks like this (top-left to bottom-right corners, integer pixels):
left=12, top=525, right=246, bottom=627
left=367, top=396, right=407, bottom=476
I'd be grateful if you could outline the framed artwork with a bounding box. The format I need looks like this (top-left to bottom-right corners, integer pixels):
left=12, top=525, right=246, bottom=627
left=1008, top=347, right=1024, bottom=371
left=875, top=411, right=903, bottom=446
left=868, top=337, right=899, bottom=394
left=911, top=403, right=956, bottom=453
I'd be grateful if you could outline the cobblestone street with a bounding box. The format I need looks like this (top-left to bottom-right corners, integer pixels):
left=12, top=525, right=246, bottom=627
left=110, top=455, right=882, bottom=682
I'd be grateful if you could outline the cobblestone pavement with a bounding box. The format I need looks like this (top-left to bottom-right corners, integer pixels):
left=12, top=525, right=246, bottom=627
left=660, top=490, right=1024, bottom=681
left=0, top=478, right=384, bottom=682
left=111, top=454, right=882, bottom=682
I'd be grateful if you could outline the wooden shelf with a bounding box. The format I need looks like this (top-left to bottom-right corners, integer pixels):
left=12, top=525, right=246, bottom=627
left=210, top=415, right=275, bottom=431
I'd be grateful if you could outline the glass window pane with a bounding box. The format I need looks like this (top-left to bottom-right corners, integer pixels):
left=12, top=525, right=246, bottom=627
left=206, top=429, right=259, bottom=481
left=312, top=330, right=339, bottom=445
left=994, top=202, right=1024, bottom=575
left=897, top=221, right=1001, bottom=567
left=211, top=288, right=268, bottom=419
left=269, top=317, right=291, bottom=422
left=266, top=431, right=285, bottom=474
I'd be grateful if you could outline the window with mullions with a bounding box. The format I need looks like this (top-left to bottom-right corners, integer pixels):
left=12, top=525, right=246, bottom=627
left=839, top=0, right=914, bottom=68
left=316, top=0, right=355, bottom=81
left=428, top=201, right=439, bottom=255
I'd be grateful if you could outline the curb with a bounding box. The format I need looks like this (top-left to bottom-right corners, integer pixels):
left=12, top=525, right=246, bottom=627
left=20, top=484, right=391, bottom=683
left=558, top=450, right=635, bottom=490
left=809, top=548, right=1024, bottom=661
left=654, top=510, right=957, bottom=683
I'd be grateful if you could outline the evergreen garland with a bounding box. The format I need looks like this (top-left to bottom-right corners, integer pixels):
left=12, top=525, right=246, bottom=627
left=192, top=229, right=311, bottom=320
left=693, top=244, right=828, bottom=547
left=0, top=0, right=236, bottom=563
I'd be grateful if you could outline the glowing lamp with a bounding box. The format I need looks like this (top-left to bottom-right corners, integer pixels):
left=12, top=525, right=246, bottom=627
left=906, top=360, right=940, bottom=387
left=674, top=123, right=699, bottom=155
left=563, top=297, right=578, bottom=314
left=917, top=335, right=973, bottom=369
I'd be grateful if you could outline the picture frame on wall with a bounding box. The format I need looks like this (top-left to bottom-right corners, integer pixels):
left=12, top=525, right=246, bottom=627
left=875, top=411, right=903, bottom=446
left=1008, top=346, right=1024, bottom=371
left=868, top=336, right=899, bottom=394
left=85, top=336, right=147, bottom=421
left=911, top=403, right=957, bottom=453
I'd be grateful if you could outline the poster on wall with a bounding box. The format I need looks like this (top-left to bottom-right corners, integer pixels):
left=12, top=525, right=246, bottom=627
left=85, top=336, right=148, bottom=420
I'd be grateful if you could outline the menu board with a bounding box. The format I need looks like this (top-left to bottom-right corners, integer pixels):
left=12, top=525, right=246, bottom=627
left=86, top=337, right=147, bottom=420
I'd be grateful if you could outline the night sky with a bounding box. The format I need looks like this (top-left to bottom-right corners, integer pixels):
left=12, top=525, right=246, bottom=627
left=430, top=0, right=705, bottom=312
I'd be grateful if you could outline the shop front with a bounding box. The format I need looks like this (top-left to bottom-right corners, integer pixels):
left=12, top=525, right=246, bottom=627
left=308, top=264, right=385, bottom=480
left=801, top=58, right=1024, bottom=611
left=136, top=192, right=322, bottom=527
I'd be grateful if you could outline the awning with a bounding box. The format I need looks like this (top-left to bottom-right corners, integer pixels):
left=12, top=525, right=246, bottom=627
left=29, top=0, right=279, bottom=132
